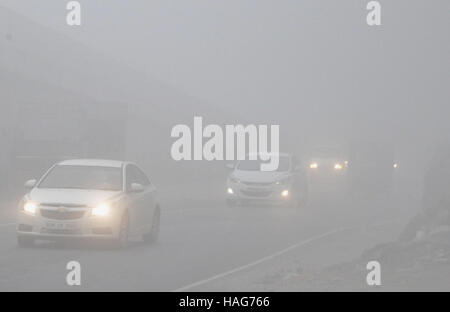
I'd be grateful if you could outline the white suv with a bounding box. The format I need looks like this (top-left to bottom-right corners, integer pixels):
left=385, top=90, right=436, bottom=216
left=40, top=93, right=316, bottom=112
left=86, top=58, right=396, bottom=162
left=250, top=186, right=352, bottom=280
left=226, top=154, right=308, bottom=207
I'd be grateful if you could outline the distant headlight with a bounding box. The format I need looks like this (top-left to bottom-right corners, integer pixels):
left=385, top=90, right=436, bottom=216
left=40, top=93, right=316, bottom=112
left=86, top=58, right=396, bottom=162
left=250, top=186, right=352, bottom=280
left=23, top=202, right=37, bottom=215
left=393, top=163, right=398, bottom=169
left=229, top=177, right=240, bottom=184
left=334, top=163, right=343, bottom=170
left=227, top=188, right=234, bottom=195
left=309, top=162, right=318, bottom=169
left=91, top=203, right=110, bottom=217
left=281, top=190, right=289, bottom=197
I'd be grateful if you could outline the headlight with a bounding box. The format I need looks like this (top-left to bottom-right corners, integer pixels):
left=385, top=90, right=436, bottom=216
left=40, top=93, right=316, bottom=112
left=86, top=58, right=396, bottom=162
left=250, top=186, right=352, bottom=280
left=281, top=190, right=289, bottom=197
left=23, top=202, right=37, bottom=215
left=309, top=162, right=318, bottom=169
left=393, top=163, right=398, bottom=169
left=334, top=163, right=343, bottom=170
left=91, top=203, right=110, bottom=217
left=227, top=188, right=234, bottom=195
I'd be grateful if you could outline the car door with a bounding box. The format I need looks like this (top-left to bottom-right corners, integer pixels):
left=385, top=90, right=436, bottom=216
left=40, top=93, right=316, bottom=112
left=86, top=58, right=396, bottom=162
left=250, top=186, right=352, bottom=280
left=124, top=165, right=146, bottom=235
left=133, top=165, right=156, bottom=232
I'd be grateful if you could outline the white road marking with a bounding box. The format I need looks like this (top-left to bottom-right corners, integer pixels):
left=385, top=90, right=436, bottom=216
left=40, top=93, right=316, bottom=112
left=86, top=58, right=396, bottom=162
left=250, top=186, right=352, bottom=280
left=173, top=225, right=360, bottom=292
left=0, top=223, right=16, bottom=228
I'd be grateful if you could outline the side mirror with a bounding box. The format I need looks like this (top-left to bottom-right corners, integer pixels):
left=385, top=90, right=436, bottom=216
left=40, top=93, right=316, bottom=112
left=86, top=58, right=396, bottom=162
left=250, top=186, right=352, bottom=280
left=130, top=183, right=145, bottom=193
left=226, top=163, right=234, bottom=170
left=24, top=179, right=37, bottom=189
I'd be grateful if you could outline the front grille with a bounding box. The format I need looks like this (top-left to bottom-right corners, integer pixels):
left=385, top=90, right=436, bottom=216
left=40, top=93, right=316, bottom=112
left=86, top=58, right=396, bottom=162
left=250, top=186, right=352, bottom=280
left=40, top=203, right=86, bottom=208
left=40, top=209, right=85, bottom=220
left=41, top=228, right=81, bottom=235
left=92, top=227, right=112, bottom=235
left=242, top=181, right=273, bottom=186
left=241, top=190, right=272, bottom=197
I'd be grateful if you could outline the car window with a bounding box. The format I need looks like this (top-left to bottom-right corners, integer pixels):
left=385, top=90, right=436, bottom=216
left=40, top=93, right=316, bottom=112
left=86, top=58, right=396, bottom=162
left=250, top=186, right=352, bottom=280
left=237, top=156, right=291, bottom=172
left=38, top=165, right=123, bottom=191
left=135, top=166, right=151, bottom=186
left=126, top=165, right=151, bottom=190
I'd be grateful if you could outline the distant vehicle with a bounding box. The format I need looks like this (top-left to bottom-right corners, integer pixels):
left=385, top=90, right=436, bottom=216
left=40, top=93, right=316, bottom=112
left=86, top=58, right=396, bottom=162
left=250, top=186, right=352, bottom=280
left=306, top=146, right=349, bottom=189
left=307, top=146, right=348, bottom=175
left=226, top=153, right=308, bottom=207
left=16, top=159, right=160, bottom=248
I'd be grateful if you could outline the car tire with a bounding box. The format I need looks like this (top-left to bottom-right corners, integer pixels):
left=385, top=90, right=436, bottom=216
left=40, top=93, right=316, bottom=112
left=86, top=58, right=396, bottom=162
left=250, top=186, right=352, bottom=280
left=143, top=206, right=161, bottom=244
left=112, top=212, right=129, bottom=249
left=17, top=236, right=35, bottom=248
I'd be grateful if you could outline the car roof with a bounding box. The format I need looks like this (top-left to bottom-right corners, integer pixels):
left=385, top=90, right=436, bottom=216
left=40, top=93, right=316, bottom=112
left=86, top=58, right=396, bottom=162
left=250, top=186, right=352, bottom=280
left=57, top=159, right=127, bottom=168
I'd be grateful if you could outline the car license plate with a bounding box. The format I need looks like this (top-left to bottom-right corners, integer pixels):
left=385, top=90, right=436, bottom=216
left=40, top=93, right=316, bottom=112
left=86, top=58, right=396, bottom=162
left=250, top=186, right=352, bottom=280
left=46, top=222, right=80, bottom=230
left=248, top=188, right=265, bottom=192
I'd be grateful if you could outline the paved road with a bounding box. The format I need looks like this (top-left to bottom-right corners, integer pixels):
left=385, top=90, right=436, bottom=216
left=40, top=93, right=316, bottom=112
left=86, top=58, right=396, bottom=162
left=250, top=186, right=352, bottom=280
left=0, top=185, right=407, bottom=291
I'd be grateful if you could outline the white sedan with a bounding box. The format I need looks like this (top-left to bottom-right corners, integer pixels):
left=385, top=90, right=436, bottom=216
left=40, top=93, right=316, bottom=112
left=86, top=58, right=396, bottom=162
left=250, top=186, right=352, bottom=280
left=16, top=159, right=161, bottom=248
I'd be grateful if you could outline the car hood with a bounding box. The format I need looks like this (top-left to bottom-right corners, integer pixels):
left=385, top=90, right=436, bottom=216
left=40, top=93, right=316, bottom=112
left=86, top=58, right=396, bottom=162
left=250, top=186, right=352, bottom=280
left=28, top=188, right=122, bottom=207
left=231, top=170, right=290, bottom=183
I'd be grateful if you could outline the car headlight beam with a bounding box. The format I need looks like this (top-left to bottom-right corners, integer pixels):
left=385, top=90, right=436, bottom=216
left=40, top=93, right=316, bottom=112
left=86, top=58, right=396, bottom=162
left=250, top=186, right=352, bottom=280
left=23, top=202, right=37, bottom=215
left=91, top=203, right=110, bottom=217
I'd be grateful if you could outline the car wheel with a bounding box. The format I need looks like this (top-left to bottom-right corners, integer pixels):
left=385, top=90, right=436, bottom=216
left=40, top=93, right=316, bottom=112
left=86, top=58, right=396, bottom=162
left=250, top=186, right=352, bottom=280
left=113, top=212, right=129, bottom=249
left=17, top=236, right=35, bottom=248
left=143, top=207, right=161, bottom=244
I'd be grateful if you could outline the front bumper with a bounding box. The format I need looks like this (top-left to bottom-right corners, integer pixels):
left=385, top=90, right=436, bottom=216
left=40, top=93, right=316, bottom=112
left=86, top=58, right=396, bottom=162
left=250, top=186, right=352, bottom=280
left=16, top=208, right=121, bottom=240
left=226, top=182, right=293, bottom=204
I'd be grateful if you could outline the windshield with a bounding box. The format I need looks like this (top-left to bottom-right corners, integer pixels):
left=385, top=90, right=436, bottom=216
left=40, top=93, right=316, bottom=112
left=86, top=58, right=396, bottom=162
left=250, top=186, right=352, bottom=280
left=38, top=165, right=123, bottom=191
left=310, top=147, right=344, bottom=159
left=237, top=156, right=290, bottom=172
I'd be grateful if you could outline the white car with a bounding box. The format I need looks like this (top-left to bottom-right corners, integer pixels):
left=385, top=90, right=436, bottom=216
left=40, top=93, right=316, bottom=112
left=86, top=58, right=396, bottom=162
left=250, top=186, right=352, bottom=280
left=16, top=159, right=161, bottom=248
left=226, top=154, right=308, bottom=207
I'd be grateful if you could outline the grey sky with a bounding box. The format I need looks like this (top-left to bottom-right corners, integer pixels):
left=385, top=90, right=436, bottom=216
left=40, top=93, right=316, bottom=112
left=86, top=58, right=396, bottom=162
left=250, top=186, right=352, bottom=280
left=1, top=0, right=448, bottom=148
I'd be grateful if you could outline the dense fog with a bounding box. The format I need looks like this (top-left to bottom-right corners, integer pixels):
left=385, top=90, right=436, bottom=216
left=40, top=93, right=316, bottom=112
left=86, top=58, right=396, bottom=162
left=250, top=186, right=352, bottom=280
left=0, top=0, right=448, bottom=291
